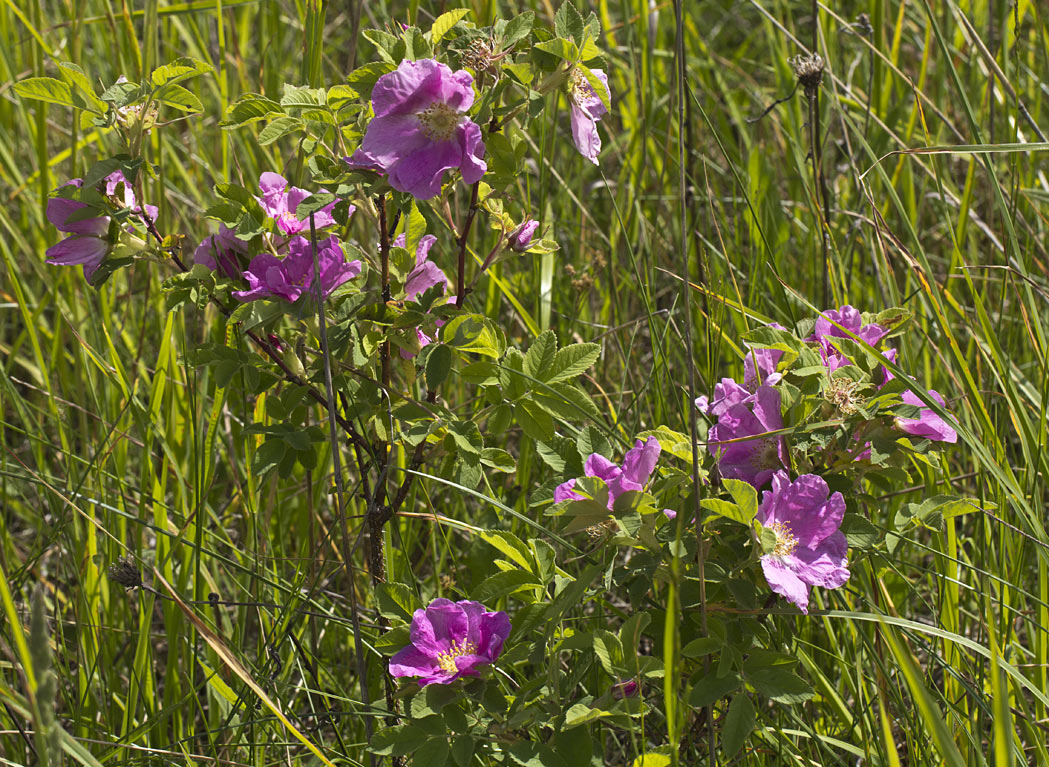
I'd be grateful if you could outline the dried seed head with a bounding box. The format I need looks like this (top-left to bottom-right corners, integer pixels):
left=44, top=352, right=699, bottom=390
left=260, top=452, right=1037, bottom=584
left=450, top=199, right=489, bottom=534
left=107, top=556, right=143, bottom=590
left=462, top=39, right=497, bottom=75
left=826, top=376, right=863, bottom=415
left=854, top=13, right=873, bottom=38
left=790, top=53, right=825, bottom=94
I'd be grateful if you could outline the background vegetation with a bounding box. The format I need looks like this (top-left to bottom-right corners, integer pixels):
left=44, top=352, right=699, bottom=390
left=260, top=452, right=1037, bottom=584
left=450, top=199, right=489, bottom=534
left=3, top=0, right=1049, bottom=764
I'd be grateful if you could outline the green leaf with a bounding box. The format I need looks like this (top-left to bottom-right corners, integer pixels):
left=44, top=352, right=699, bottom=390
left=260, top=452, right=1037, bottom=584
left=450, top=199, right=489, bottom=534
left=746, top=667, right=813, bottom=704
left=280, top=84, right=326, bottom=109
left=14, top=77, right=74, bottom=108
left=346, top=61, right=396, bottom=97
left=425, top=343, right=453, bottom=389
left=470, top=569, right=541, bottom=603
left=564, top=702, right=608, bottom=728
left=451, top=735, right=475, bottom=767
left=689, top=671, right=741, bottom=708
left=534, top=37, right=579, bottom=62
left=700, top=498, right=749, bottom=526
left=632, top=755, right=671, bottom=767
left=153, top=83, right=203, bottom=112
left=531, top=383, right=600, bottom=422
left=376, top=582, right=418, bottom=621
left=478, top=530, right=535, bottom=571
left=257, top=116, right=304, bottom=145
left=412, top=737, right=450, bottom=767
left=721, top=695, right=755, bottom=756
left=547, top=343, right=600, bottom=383
left=722, top=479, right=758, bottom=523
left=221, top=94, right=282, bottom=127
left=515, top=398, right=554, bottom=442
left=150, top=57, right=212, bottom=87
left=554, top=0, right=584, bottom=42
left=524, top=330, right=557, bottom=380
left=502, top=11, right=535, bottom=47
left=480, top=448, right=516, bottom=472
left=592, top=630, right=623, bottom=675
left=368, top=724, right=428, bottom=756
left=431, top=9, right=471, bottom=43
left=442, top=314, right=504, bottom=358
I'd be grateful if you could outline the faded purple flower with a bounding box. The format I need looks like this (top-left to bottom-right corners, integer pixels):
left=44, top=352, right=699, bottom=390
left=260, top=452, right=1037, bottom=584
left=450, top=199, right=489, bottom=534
left=568, top=67, right=610, bottom=165
left=45, top=172, right=153, bottom=280
left=389, top=598, right=511, bottom=686
left=45, top=179, right=111, bottom=279
left=507, top=219, right=539, bottom=252
left=555, top=437, right=661, bottom=508
left=346, top=59, right=487, bottom=199
left=395, top=233, right=447, bottom=301
left=611, top=679, right=639, bottom=699
left=193, top=224, right=249, bottom=279
left=393, top=233, right=449, bottom=358
left=233, top=235, right=360, bottom=303
left=707, top=385, right=785, bottom=488
left=757, top=471, right=849, bottom=614
left=895, top=389, right=957, bottom=443
left=256, top=172, right=341, bottom=235
left=809, top=305, right=889, bottom=372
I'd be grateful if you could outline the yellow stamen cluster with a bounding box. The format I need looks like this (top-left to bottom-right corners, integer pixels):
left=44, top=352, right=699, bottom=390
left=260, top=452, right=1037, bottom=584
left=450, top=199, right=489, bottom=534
left=436, top=639, right=477, bottom=674
left=417, top=102, right=462, bottom=142
left=769, top=521, right=799, bottom=557
left=569, top=68, right=594, bottom=101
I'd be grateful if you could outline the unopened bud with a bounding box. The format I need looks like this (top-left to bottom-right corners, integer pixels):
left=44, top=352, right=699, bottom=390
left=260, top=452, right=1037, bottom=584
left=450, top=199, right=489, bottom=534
left=507, top=219, right=539, bottom=252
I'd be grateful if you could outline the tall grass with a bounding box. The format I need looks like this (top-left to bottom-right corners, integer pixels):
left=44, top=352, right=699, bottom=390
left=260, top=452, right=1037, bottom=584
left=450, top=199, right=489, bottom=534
left=3, top=0, right=1049, bottom=764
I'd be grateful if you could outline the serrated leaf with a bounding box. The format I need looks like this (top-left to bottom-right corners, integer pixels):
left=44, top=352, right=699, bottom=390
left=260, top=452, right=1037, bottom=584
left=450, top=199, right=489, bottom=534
left=480, top=447, right=516, bottom=472
left=721, top=695, right=755, bottom=756
left=368, top=725, right=428, bottom=756
left=470, top=569, right=541, bottom=603
left=516, top=398, right=554, bottom=441
left=280, top=84, right=326, bottom=109
left=524, top=330, right=557, bottom=380
left=690, top=671, right=741, bottom=708
left=723, top=479, right=758, bottom=524
left=502, top=12, right=534, bottom=46
left=154, top=82, right=203, bottom=112
left=425, top=343, right=453, bottom=389
left=442, top=314, right=504, bottom=357
left=431, top=9, right=471, bottom=43
left=221, top=94, right=282, bottom=127
left=532, top=383, right=600, bottom=422
left=554, top=0, right=584, bottom=42
left=479, top=530, right=535, bottom=571
left=412, top=737, right=450, bottom=767
left=257, top=116, right=304, bottom=145
left=535, top=37, right=579, bottom=62
left=746, top=667, right=813, bottom=703
left=150, top=57, right=212, bottom=87
left=376, top=582, right=418, bottom=621
left=547, top=342, right=600, bottom=382
left=14, top=77, right=74, bottom=108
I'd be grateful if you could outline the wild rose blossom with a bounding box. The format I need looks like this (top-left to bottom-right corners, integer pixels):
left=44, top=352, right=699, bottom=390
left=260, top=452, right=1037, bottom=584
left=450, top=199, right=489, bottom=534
left=389, top=598, right=511, bottom=686
left=895, top=389, right=957, bottom=443
left=507, top=219, right=539, bottom=252
left=555, top=437, right=661, bottom=508
left=808, top=305, right=890, bottom=372
left=233, top=235, right=360, bottom=302
left=193, top=224, right=249, bottom=279
left=256, top=172, right=341, bottom=235
left=757, top=471, right=849, bottom=613
left=743, top=322, right=786, bottom=390
left=707, top=385, right=785, bottom=487
left=45, top=172, right=155, bottom=280
left=567, top=67, right=611, bottom=164
left=346, top=59, right=487, bottom=199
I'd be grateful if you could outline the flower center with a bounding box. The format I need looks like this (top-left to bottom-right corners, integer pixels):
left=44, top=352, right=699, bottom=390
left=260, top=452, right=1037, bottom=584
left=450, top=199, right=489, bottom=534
left=569, top=68, right=595, bottom=103
left=826, top=377, right=863, bottom=415
left=755, top=437, right=781, bottom=470
left=417, top=103, right=463, bottom=142
left=436, top=639, right=477, bottom=674
left=769, top=521, right=799, bottom=557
